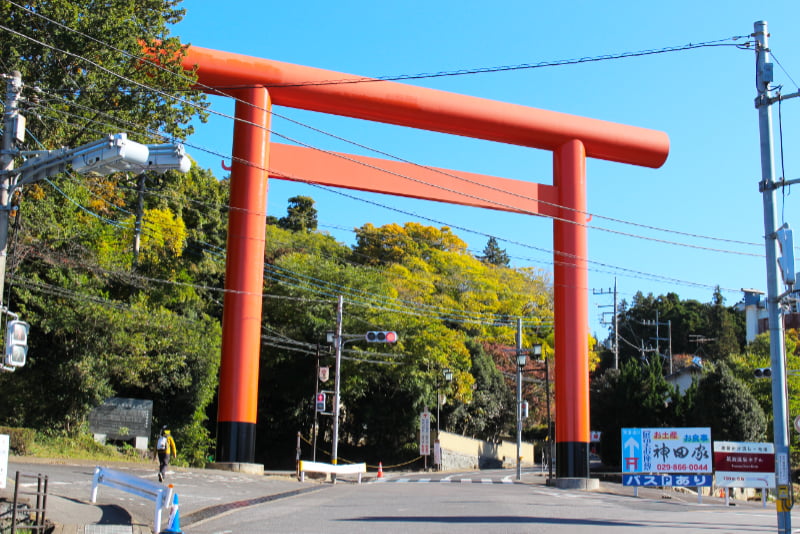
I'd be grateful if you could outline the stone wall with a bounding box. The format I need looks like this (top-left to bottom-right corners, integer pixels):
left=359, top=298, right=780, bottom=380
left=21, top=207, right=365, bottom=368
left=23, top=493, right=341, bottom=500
left=438, top=431, right=535, bottom=470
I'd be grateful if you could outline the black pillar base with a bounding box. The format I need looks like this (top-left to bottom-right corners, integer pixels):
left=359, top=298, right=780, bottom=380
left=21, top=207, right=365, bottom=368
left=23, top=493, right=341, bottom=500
left=556, top=441, right=589, bottom=478
left=216, top=421, right=256, bottom=463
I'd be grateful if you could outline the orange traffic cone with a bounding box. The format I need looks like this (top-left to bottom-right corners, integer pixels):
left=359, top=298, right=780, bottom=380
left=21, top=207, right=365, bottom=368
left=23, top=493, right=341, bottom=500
left=377, top=462, right=384, bottom=478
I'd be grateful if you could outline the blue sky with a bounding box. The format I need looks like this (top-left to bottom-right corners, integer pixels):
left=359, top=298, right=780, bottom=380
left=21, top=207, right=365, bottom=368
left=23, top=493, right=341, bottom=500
left=173, top=1, right=800, bottom=340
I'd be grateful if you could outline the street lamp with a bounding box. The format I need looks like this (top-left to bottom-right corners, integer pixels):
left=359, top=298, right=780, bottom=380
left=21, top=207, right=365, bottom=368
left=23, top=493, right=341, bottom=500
left=516, top=344, right=527, bottom=481
left=434, top=367, right=453, bottom=471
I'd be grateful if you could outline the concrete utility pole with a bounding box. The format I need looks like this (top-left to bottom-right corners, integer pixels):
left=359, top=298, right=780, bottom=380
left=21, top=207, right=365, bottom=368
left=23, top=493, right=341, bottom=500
left=0, top=71, right=23, bottom=309
left=331, top=294, right=344, bottom=469
left=515, top=318, right=523, bottom=481
left=594, top=278, right=619, bottom=369
left=644, top=310, right=673, bottom=375
left=754, top=20, right=793, bottom=533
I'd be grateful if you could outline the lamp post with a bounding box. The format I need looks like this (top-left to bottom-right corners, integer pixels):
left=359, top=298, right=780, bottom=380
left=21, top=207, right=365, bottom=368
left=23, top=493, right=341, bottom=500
left=515, top=347, right=527, bottom=481
left=435, top=368, right=452, bottom=471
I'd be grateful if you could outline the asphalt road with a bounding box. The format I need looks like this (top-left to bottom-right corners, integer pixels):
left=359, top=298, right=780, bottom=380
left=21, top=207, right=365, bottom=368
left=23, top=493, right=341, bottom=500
left=4, top=460, right=798, bottom=533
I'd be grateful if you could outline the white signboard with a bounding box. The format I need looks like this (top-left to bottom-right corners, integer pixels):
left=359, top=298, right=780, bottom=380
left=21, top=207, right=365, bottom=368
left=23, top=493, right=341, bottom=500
left=420, top=409, right=431, bottom=456
left=622, top=427, right=712, bottom=474
left=434, top=440, right=442, bottom=466
left=0, top=434, right=8, bottom=489
left=714, top=441, right=775, bottom=488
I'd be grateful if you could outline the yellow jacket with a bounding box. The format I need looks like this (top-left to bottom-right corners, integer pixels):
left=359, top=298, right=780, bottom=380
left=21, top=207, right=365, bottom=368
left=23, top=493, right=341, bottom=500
left=157, top=431, right=177, bottom=456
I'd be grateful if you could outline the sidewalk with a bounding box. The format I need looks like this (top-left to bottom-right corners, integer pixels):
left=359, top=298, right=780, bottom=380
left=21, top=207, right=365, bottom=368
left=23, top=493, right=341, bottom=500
left=5, top=458, right=309, bottom=534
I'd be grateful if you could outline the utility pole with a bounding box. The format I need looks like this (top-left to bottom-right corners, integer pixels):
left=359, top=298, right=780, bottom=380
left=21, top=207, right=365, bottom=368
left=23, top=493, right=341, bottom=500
left=312, top=344, right=321, bottom=462
left=754, top=20, right=793, bottom=532
left=331, top=295, right=343, bottom=470
left=516, top=318, right=523, bottom=481
left=594, top=278, right=619, bottom=369
left=0, top=71, right=23, bottom=309
left=644, top=310, right=673, bottom=375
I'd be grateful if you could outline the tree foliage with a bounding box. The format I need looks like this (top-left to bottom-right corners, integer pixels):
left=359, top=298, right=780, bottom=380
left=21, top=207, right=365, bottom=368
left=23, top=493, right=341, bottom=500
left=479, top=237, right=510, bottom=267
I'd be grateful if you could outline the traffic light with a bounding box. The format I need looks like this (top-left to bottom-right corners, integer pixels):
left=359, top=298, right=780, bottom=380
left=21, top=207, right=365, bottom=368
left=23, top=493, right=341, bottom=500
left=4, top=320, right=29, bottom=368
left=521, top=400, right=529, bottom=419
left=754, top=367, right=772, bottom=379
left=315, top=392, right=326, bottom=412
left=365, top=331, right=398, bottom=343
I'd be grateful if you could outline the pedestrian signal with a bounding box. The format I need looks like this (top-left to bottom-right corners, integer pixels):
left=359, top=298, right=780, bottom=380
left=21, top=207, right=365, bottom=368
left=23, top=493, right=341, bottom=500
left=4, top=320, right=28, bottom=368
left=315, top=392, right=326, bottom=412
left=365, top=331, right=398, bottom=343
left=754, top=367, right=772, bottom=379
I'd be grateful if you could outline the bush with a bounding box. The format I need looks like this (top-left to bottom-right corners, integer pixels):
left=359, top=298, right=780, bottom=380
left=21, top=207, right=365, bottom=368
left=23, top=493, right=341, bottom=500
left=0, top=427, right=35, bottom=455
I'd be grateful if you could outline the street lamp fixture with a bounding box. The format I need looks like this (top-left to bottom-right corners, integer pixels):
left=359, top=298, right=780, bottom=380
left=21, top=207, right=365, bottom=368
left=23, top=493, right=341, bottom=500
left=443, top=368, right=453, bottom=382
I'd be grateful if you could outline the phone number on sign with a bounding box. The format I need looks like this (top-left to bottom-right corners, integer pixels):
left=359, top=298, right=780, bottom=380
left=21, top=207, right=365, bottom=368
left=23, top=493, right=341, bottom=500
left=656, top=464, right=708, bottom=471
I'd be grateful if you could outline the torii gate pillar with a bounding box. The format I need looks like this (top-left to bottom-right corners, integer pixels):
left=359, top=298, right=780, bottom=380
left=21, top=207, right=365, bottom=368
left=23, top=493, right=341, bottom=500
left=553, top=139, right=590, bottom=477
left=215, top=87, right=271, bottom=462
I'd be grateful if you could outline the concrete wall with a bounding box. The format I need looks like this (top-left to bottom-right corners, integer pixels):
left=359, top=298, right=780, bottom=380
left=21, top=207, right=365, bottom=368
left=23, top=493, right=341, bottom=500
left=438, top=431, right=535, bottom=470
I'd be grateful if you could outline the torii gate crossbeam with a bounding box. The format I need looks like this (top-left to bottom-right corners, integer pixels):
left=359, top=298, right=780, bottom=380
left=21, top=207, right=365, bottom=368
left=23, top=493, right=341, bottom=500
left=183, top=45, right=669, bottom=479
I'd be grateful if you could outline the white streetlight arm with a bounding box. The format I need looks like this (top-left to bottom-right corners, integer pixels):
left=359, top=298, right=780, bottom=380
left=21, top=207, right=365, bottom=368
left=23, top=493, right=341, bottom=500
left=7, top=133, right=191, bottom=192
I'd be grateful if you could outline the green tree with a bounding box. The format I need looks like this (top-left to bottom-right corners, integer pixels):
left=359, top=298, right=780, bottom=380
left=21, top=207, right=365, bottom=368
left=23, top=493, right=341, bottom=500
left=278, top=196, right=318, bottom=233
left=479, top=237, right=510, bottom=267
left=0, top=0, right=205, bottom=150
left=590, top=357, right=677, bottom=467
left=681, top=362, right=766, bottom=442
left=446, top=340, right=514, bottom=440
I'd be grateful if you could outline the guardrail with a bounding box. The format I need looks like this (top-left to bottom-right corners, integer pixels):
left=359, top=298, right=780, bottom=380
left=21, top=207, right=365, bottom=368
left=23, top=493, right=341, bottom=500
left=90, top=466, right=173, bottom=531
left=298, top=461, right=366, bottom=483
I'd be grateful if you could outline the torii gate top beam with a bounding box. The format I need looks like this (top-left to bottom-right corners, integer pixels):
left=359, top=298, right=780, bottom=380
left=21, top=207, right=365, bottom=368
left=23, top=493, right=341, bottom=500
left=184, top=46, right=669, bottom=169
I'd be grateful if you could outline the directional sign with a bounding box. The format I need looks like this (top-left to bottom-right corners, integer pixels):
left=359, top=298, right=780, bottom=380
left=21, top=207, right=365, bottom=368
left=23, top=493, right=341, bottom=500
left=623, top=474, right=712, bottom=487
left=420, top=409, right=431, bottom=456
left=714, top=441, right=775, bottom=489
left=622, top=427, right=712, bottom=474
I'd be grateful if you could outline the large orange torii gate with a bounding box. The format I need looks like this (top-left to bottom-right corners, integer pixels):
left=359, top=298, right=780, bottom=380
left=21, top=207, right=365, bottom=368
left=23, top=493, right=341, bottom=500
left=183, top=46, right=669, bottom=479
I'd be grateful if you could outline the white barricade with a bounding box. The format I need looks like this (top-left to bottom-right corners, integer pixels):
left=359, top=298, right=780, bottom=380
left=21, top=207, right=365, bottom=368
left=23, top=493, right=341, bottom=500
left=90, top=466, right=172, bottom=531
left=298, top=460, right=367, bottom=483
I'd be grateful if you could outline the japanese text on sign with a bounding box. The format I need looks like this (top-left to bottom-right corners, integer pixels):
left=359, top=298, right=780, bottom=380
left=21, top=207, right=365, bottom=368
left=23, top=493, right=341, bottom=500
left=622, top=427, right=712, bottom=474
left=623, top=474, right=712, bottom=487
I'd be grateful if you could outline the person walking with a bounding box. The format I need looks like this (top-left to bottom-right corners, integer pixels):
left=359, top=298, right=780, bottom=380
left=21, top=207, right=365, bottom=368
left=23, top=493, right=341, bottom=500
left=156, top=426, right=177, bottom=482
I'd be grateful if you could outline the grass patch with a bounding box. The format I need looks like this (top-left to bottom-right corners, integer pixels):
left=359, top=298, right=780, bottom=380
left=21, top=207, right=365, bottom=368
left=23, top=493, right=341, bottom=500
left=27, top=431, right=151, bottom=463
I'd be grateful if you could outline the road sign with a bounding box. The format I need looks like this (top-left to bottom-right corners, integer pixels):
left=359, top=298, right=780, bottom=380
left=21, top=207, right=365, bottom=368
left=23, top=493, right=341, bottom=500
left=319, top=366, right=330, bottom=383
left=623, top=474, right=712, bottom=487
left=622, top=427, right=711, bottom=474
left=420, top=409, right=431, bottom=456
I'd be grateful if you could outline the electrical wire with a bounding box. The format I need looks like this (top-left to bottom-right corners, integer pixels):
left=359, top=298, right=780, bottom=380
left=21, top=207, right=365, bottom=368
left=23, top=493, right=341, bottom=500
left=0, top=18, right=765, bottom=302
left=7, top=18, right=764, bottom=252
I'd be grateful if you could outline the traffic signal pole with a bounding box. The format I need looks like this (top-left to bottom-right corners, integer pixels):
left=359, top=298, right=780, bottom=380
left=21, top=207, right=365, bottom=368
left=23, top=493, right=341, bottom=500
left=753, top=20, right=793, bottom=532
